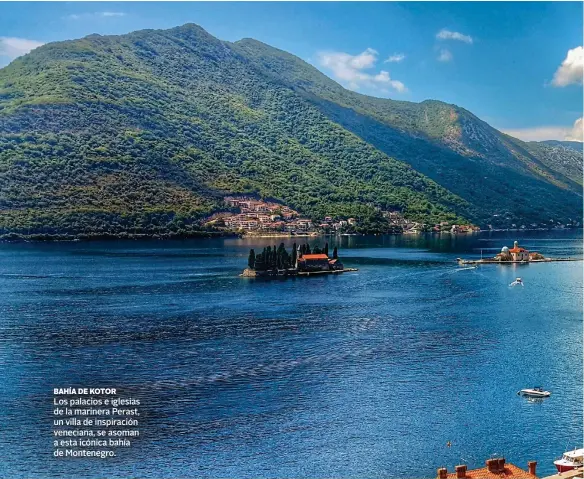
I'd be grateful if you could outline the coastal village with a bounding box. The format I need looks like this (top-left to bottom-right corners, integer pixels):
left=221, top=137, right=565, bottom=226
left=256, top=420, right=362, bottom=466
left=204, top=196, right=479, bottom=236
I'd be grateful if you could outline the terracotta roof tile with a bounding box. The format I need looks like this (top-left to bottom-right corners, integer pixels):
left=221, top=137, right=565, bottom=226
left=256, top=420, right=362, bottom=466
left=444, top=464, right=536, bottom=479
left=299, top=254, right=329, bottom=260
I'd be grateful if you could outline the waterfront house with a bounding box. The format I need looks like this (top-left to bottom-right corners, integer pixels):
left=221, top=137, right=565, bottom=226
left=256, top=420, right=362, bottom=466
left=296, top=219, right=313, bottom=230
left=437, top=458, right=538, bottom=479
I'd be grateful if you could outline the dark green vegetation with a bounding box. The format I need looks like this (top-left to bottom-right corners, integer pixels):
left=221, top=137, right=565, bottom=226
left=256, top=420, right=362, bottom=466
left=248, top=242, right=333, bottom=271
left=249, top=243, right=296, bottom=271
left=0, top=24, right=581, bottom=239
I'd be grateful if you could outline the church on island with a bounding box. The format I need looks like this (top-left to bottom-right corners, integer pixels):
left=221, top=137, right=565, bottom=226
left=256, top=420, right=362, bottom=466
left=493, top=241, right=544, bottom=262
left=458, top=240, right=577, bottom=265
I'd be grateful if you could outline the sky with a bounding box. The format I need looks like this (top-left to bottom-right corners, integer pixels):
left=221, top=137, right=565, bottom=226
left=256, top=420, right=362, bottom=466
left=0, top=1, right=582, bottom=142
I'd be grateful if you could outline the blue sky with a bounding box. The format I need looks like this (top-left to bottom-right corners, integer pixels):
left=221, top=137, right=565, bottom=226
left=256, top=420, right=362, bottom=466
left=0, top=2, right=582, bottom=142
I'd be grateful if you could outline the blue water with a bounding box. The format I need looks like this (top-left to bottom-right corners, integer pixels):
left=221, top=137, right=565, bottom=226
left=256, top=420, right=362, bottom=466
left=0, top=231, right=581, bottom=479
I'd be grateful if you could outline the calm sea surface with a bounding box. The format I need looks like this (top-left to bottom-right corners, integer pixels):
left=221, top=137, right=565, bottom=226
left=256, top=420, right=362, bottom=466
left=0, top=230, right=582, bottom=479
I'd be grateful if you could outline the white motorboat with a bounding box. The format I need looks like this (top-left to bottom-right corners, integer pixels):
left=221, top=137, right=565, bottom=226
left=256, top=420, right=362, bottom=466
left=510, top=277, right=524, bottom=286
left=554, top=448, right=584, bottom=473
left=517, top=386, right=550, bottom=398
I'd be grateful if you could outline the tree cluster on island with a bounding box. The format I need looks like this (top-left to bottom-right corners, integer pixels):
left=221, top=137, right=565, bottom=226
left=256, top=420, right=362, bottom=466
left=247, top=242, right=338, bottom=271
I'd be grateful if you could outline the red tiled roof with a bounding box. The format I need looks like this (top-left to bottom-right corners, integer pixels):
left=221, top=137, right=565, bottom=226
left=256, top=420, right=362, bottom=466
left=443, top=464, right=536, bottom=479
left=298, top=254, right=329, bottom=260
left=508, top=248, right=527, bottom=253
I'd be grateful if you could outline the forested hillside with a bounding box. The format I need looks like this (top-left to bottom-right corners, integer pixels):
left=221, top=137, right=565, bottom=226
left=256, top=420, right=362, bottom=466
left=540, top=140, right=583, bottom=153
left=0, top=24, right=581, bottom=239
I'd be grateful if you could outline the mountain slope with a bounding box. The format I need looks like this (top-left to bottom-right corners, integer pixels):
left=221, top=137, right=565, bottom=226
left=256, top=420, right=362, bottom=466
left=0, top=24, right=581, bottom=238
left=525, top=141, right=583, bottom=186
left=540, top=140, right=583, bottom=153
left=235, top=38, right=583, bottom=223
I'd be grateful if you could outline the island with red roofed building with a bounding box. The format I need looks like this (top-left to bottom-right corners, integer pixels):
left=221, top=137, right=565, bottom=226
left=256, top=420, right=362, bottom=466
left=457, top=240, right=582, bottom=265
left=240, top=242, right=357, bottom=277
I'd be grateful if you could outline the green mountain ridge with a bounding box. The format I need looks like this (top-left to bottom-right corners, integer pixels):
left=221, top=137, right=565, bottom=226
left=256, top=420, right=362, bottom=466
left=539, top=140, right=582, bottom=152
left=0, top=23, right=581, bottom=239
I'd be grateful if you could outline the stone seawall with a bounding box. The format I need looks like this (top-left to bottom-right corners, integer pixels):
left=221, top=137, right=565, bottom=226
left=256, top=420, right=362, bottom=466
left=240, top=268, right=358, bottom=278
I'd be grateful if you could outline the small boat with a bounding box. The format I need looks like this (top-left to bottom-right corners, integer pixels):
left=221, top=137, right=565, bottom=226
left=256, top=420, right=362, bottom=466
left=510, top=277, right=524, bottom=286
left=517, top=386, right=550, bottom=398
left=554, top=448, right=584, bottom=473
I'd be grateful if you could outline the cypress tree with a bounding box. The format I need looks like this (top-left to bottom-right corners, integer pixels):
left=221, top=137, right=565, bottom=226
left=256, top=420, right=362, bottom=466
left=255, top=249, right=266, bottom=271
left=260, top=247, right=268, bottom=271
left=248, top=249, right=256, bottom=269
left=277, top=243, right=285, bottom=269
left=291, top=242, right=297, bottom=266
left=324, top=242, right=329, bottom=257
left=333, top=246, right=338, bottom=259
left=283, top=250, right=290, bottom=268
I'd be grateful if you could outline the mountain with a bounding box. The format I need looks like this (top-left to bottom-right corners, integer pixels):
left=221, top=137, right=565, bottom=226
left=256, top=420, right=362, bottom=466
left=0, top=24, right=581, bottom=239
left=539, top=140, right=583, bottom=152
left=526, top=141, right=583, bottom=187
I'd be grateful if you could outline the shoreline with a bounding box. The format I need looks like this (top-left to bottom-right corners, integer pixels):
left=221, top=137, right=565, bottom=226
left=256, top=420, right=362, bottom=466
left=0, top=227, right=581, bottom=244
left=240, top=267, right=359, bottom=278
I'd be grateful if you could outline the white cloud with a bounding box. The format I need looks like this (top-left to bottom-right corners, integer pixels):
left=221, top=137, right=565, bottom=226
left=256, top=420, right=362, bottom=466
left=384, top=53, right=405, bottom=63
left=437, top=49, right=452, bottom=62
left=503, top=117, right=583, bottom=142
left=552, top=46, right=583, bottom=87
left=436, top=29, right=473, bottom=44
left=0, top=37, right=44, bottom=60
left=566, top=117, right=583, bottom=141
left=317, top=48, right=407, bottom=93
left=65, top=11, right=126, bottom=20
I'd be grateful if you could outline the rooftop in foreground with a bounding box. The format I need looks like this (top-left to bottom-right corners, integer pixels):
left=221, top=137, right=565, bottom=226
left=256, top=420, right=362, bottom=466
left=438, top=458, right=538, bottom=479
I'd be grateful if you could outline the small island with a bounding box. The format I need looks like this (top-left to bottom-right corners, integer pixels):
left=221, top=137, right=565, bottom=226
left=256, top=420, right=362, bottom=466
left=457, top=240, right=582, bottom=265
left=241, top=242, right=358, bottom=277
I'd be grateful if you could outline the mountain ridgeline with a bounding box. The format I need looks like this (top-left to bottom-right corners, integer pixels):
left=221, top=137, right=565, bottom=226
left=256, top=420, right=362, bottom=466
left=0, top=24, right=581, bottom=239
